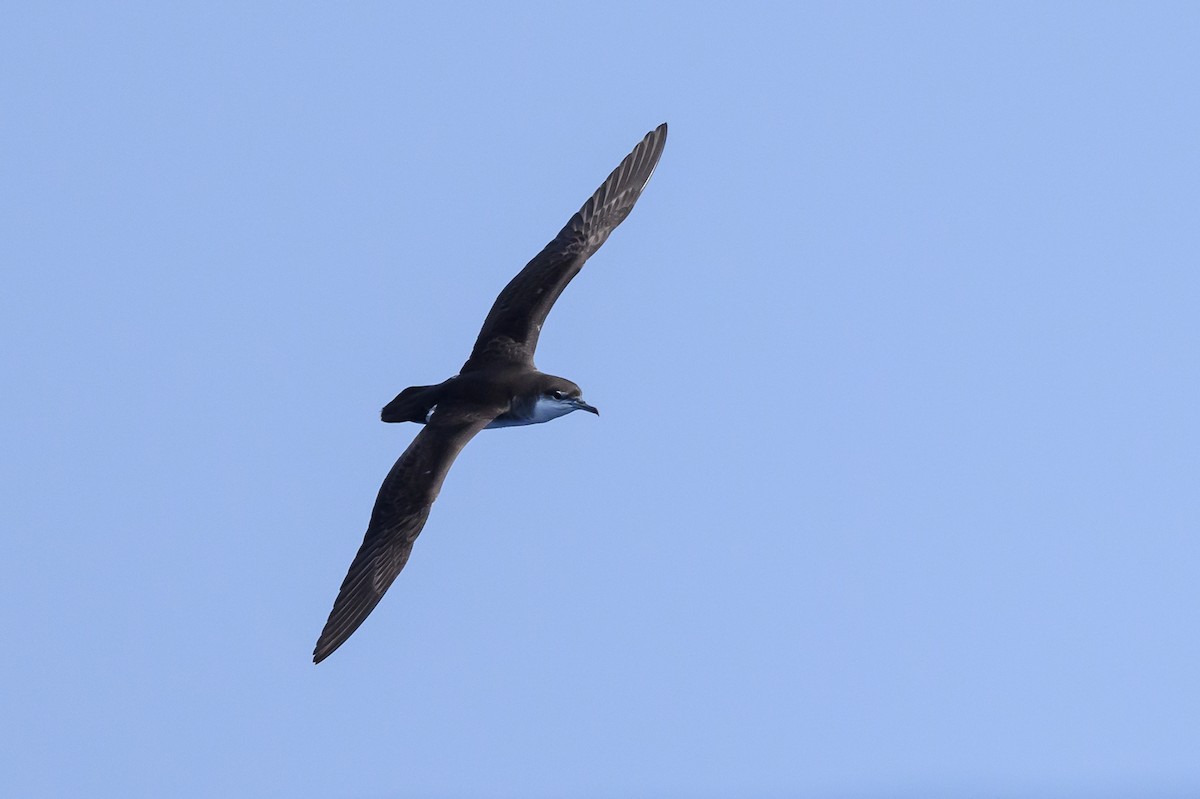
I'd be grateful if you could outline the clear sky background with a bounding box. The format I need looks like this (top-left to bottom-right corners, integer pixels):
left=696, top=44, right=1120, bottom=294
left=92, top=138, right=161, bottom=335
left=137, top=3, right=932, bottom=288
left=3, top=3, right=1198, bottom=797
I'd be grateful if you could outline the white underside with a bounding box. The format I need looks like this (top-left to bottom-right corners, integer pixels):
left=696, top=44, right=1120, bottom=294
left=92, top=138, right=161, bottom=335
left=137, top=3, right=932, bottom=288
left=485, top=396, right=578, bottom=429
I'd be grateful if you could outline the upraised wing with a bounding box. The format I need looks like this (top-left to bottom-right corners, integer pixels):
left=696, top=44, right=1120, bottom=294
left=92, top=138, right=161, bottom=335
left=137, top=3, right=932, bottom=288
left=313, top=409, right=499, bottom=663
left=461, top=123, right=667, bottom=372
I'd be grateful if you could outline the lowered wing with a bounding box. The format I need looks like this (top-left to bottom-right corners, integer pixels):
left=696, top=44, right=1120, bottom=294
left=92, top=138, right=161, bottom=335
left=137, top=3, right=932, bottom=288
left=313, top=410, right=498, bottom=663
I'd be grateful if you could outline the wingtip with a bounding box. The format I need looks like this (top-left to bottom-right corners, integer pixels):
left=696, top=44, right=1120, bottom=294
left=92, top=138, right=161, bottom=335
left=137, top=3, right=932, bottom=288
left=313, top=632, right=348, bottom=664
left=313, top=617, right=354, bottom=664
left=636, top=123, right=668, bottom=191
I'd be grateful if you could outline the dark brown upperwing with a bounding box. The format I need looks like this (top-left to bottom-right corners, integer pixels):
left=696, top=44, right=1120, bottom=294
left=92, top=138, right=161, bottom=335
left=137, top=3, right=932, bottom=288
left=461, top=123, right=667, bottom=372
left=313, top=408, right=499, bottom=663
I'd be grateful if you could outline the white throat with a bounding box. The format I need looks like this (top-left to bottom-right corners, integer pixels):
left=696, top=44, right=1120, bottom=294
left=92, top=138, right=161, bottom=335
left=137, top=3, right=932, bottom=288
left=528, top=395, right=578, bottom=423
left=486, top=396, right=578, bottom=429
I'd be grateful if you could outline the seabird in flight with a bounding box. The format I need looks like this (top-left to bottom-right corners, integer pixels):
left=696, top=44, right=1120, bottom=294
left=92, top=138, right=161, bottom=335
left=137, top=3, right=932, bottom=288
left=313, top=123, right=667, bottom=663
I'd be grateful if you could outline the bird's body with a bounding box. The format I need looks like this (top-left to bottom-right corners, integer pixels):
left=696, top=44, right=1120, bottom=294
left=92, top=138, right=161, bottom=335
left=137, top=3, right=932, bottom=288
left=313, top=124, right=667, bottom=663
left=379, top=368, right=592, bottom=428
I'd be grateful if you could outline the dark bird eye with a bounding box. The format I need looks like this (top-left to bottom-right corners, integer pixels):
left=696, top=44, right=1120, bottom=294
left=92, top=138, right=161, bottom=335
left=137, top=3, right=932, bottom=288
left=552, top=390, right=565, bottom=400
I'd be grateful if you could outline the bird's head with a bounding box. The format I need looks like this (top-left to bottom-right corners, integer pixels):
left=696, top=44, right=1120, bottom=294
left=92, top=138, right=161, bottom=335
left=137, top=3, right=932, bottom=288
left=533, top=376, right=599, bottom=421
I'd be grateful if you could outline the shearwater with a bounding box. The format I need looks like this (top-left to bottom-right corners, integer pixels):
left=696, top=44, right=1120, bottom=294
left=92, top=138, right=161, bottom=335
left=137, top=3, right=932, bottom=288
left=314, top=124, right=667, bottom=663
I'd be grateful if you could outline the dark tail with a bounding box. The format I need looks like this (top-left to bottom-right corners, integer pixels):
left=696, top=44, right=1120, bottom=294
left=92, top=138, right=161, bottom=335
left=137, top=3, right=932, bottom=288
left=381, top=385, right=438, bottom=423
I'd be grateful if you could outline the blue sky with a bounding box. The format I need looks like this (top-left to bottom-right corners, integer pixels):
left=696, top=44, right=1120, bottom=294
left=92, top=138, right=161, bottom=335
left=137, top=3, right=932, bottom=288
left=3, top=3, right=1199, bottom=797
